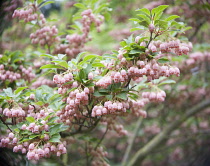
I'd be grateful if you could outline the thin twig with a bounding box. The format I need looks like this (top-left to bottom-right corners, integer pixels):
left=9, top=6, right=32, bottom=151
left=0, top=116, right=12, bottom=132
left=94, top=125, right=108, bottom=150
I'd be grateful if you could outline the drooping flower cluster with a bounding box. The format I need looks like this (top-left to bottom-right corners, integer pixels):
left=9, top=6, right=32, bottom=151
left=147, top=40, right=192, bottom=56
left=184, top=52, right=210, bottom=67
left=96, top=70, right=129, bottom=88
left=53, top=9, right=105, bottom=58
left=78, top=143, right=109, bottom=166
left=128, top=61, right=180, bottom=81
left=12, top=5, right=38, bottom=23
left=2, top=107, right=25, bottom=118
left=1, top=0, right=23, bottom=20
left=0, top=101, right=68, bottom=161
left=91, top=101, right=129, bottom=117
left=31, top=77, right=55, bottom=88
left=30, top=26, right=60, bottom=46
left=0, top=64, right=35, bottom=83
left=142, top=90, right=166, bottom=102
left=0, top=131, right=67, bottom=160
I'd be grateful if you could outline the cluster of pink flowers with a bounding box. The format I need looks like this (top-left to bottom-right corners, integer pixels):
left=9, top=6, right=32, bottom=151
left=31, top=77, right=55, bottom=88
left=101, top=117, right=128, bottom=136
left=129, top=98, right=148, bottom=117
left=185, top=52, right=210, bottom=66
left=27, top=142, right=67, bottom=160
left=149, top=40, right=192, bottom=56
left=27, top=105, right=53, bottom=122
left=0, top=64, right=21, bottom=81
left=53, top=72, right=95, bottom=124
left=2, top=0, right=22, bottom=20
left=57, top=87, right=90, bottom=124
left=33, top=58, right=50, bottom=68
left=2, top=107, right=25, bottom=118
left=22, top=121, right=49, bottom=134
left=54, top=9, right=104, bottom=58
left=96, top=70, right=129, bottom=88
left=142, top=90, right=166, bottom=102
left=0, top=132, right=17, bottom=148
left=92, top=101, right=129, bottom=117
left=78, top=144, right=109, bottom=166
left=11, top=140, right=67, bottom=160
left=127, top=61, right=180, bottom=82
left=81, top=9, right=104, bottom=33
left=53, top=72, right=74, bottom=85
left=0, top=111, right=67, bottom=161
left=90, top=146, right=109, bottom=166
left=0, top=64, right=35, bottom=82
left=12, top=6, right=38, bottom=22
left=30, top=26, right=60, bottom=46
left=19, top=65, right=35, bottom=81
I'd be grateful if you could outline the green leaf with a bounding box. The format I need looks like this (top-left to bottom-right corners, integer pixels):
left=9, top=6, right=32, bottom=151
left=129, top=49, right=143, bottom=54
left=47, top=116, right=59, bottom=124
left=92, top=62, right=105, bottom=67
left=128, top=92, right=139, bottom=100
left=158, top=58, right=170, bottom=63
left=40, top=54, right=55, bottom=59
left=39, top=1, right=54, bottom=8
left=116, top=92, right=127, bottom=100
left=93, top=91, right=106, bottom=97
left=57, top=61, right=68, bottom=69
left=130, top=27, right=145, bottom=32
left=74, top=3, right=86, bottom=9
left=49, top=124, right=68, bottom=136
left=139, top=21, right=150, bottom=27
left=158, top=80, right=176, bottom=86
left=129, top=18, right=141, bottom=22
left=76, top=52, right=88, bottom=62
left=50, top=124, right=62, bottom=136
left=156, top=20, right=168, bottom=29
left=3, top=88, right=14, bottom=97
left=165, top=15, right=180, bottom=21
left=105, top=94, right=113, bottom=100
left=33, top=101, right=44, bottom=106
left=19, top=138, right=31, bottom=143
left=37, top=0, right=43, bottom=5
left=154, top=11, right=163, bottom=21
left=182, top=26, right=192, bottom=32
left=137, top=14, right=150, bottom=24
left=83, top=54, right=100, bottom=61
left=58, top=54, right=66, bottom=60
left=136, top=8, right=150, bottom=16
left=151, top=5, right=169, bottom=16
left=120, top=41, right=127, bottom=47
left=14, top=87, right=27, bottom=95
left=79, top=69, right=86, bottom=80
left=49, top=133, right=61, bottom=143
left=40, top=64, right=65, bottom=69
left=29, top=134, right=39, bottom=139
left=102, top=54, right=117, bottom=59
left=26, top=117, right=35, bottom=123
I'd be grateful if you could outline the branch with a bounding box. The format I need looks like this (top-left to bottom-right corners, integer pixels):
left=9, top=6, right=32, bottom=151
left=189, top=18, right=207, bottom=41
left=127, top=98, right=210, bottom=166
left=60, top=119, right=100, bottom=137
left=94, top=125, right=108, bottom=150
left=0, top=116, right=12, bottom=132
left=122, top=117, right=143, bottom=166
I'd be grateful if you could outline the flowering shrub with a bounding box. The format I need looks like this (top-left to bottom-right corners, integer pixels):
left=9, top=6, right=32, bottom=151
left=1, top=0, right=209, bottom=166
